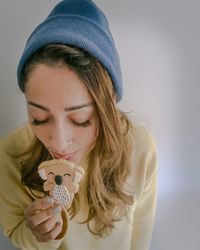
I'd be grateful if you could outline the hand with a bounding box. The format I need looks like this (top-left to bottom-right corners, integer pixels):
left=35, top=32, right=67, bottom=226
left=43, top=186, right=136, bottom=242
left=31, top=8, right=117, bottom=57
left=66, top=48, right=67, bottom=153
left=24, top=197, right=63, bottom=242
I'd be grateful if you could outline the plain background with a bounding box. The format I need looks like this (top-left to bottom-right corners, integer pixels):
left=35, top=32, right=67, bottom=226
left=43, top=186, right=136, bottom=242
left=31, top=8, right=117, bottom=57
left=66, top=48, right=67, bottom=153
left=0, top=0, right=199, bottom=249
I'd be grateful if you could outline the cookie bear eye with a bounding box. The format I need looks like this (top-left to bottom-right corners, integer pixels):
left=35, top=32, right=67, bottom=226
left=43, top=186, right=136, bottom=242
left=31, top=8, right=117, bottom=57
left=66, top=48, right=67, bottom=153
left=64, top=173, right=71, bottom=177
left=48, top=172, right=54, bottom=175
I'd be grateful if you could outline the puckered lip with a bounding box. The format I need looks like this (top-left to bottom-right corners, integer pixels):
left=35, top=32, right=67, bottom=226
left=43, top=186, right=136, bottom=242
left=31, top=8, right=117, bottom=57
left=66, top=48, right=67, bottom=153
left=52, top=151, right=78, bottom=160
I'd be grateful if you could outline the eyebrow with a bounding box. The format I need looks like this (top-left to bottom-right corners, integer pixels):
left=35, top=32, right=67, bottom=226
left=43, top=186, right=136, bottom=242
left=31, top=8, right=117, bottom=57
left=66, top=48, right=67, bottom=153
left=27, top=101, right=93, bottom=112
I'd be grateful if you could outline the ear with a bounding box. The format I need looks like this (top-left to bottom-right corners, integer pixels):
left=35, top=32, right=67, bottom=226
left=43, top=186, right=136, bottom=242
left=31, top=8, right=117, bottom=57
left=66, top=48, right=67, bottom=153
left=73, top=172, right=82, bottom=184
left=73, top=166, right=85, bottom=183
left=38, top=169, right=47, bottom=180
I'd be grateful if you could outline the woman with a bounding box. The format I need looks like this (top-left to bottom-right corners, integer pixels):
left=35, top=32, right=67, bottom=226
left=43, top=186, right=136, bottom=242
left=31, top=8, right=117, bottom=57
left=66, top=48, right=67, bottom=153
left=0, top=1, right=157, bottom=249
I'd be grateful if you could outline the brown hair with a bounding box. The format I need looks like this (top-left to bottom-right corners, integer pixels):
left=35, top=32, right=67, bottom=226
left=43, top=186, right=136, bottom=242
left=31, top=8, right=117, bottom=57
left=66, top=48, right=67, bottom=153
left=20, top=44, right=134, bottom=236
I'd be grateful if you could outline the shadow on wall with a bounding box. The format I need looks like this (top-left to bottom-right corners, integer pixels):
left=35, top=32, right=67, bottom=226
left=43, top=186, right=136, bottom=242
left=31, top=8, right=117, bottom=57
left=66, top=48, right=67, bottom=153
left=150, top=192, right=200, bottom=250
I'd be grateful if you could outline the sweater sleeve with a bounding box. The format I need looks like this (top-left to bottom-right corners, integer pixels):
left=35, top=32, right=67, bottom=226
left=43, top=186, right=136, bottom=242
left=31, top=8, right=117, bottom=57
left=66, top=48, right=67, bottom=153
left=0, top=137, right=66, bottom=250
left=130, top=127, right=158, bottom=250
left=9, top=220, right=63, bottom=250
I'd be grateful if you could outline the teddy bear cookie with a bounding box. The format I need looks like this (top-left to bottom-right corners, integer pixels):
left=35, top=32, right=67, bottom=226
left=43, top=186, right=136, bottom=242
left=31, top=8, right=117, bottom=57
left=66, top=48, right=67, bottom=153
left=38, top=159, right=85, bottom=208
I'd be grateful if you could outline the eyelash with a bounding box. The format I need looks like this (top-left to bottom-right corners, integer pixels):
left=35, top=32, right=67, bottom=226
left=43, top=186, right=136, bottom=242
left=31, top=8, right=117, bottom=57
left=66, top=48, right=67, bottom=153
left=73, top=120, right=91, bottom=127
left=31, top=119, right=91, bottom=127
left=31, top=119, right=49, bottom=126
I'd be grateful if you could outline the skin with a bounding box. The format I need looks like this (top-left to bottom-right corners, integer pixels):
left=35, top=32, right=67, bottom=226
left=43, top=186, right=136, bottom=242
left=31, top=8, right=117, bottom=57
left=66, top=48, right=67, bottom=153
left=24, top=63, right=97, bottom=241
left=24, top=197, right=63, bottom=242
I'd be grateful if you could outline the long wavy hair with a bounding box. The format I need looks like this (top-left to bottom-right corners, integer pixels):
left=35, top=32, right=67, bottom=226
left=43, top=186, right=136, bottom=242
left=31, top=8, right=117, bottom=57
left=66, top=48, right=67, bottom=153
left=19, top=44, right=134, bottom=237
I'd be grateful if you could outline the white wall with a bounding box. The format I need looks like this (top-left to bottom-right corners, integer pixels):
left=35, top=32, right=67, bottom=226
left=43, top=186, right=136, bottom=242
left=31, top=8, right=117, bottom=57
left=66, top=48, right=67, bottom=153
left=0, top=0, right=199, bottom=249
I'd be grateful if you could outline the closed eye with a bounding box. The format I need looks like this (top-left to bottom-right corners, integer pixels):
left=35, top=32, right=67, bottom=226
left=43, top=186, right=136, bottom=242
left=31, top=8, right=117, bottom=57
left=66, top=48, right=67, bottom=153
left=72, top=120, right=91, bottom=127
left=64, top=173, right=71, bottom=177
left=31, top=119, right=49, bottom=126
left=48, top=172, right=54, bottom=175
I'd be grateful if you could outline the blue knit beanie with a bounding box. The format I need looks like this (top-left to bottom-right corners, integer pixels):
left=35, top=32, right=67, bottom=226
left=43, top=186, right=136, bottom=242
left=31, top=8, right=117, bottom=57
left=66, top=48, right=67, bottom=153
left=17, top=0, right=123, bottom=101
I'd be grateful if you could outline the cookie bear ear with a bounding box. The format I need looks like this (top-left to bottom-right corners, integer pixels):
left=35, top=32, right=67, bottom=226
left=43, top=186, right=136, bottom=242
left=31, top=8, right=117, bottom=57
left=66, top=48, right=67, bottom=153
left=73, top=172, right=82, bottom=183
left=73, top=166, right=85, bottom=183
left=38, top=169, right=47, bottom=180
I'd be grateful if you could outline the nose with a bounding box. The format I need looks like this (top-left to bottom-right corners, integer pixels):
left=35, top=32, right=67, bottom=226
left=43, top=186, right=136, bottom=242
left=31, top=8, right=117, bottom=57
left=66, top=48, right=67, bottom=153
left=48, top=121, right=73, bottom=153
left=55, top=175, right=62, bottom=185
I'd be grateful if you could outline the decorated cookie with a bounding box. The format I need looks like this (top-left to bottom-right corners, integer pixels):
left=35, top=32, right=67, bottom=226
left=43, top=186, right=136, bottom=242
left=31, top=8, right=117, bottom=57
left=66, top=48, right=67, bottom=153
left=38, top=159, right=85, bottom=208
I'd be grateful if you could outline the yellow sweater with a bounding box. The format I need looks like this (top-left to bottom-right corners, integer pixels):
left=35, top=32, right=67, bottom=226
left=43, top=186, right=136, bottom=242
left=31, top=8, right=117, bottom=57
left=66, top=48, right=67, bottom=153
left=0, top=123, right=157, bottom=250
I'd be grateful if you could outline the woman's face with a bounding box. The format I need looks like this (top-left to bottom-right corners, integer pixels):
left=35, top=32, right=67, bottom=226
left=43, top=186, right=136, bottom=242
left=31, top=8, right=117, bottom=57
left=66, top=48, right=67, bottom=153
left=25, top=63, right=97, bottom=164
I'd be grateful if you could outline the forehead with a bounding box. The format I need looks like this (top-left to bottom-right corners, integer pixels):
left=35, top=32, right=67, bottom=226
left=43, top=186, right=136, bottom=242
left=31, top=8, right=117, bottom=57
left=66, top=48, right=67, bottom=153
left=25, top=63, right=92, bottom=105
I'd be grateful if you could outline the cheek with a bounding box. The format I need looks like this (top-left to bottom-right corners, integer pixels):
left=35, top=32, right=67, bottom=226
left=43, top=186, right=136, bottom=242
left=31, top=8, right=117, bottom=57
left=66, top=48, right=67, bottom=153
left=46, top=175, right=55, bottom=183
left=76, top=126, right=97, bottom=147
left=30, top=122, right=97, bottom=149
left=63, top=176, right=73, bottom=186
left=31, top=126, right=49, bottom=145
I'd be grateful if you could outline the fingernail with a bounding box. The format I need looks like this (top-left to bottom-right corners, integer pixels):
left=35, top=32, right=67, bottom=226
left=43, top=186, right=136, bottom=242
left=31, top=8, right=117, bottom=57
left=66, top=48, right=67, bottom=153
left=53, top=206, right=61, bottom=214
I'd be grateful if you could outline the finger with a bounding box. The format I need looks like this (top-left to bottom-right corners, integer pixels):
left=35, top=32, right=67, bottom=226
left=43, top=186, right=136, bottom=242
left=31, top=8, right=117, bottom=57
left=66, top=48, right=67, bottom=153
left=35, top=221, right=63, bottom=242
left=32, top=213, right=61, bottom=235
left=25, top=197, right=54, bottom=217
left=26, top=206, right=61, bottom=228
